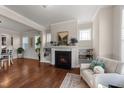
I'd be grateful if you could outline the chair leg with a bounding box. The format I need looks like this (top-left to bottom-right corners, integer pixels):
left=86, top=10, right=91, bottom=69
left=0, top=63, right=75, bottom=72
left=1, top=61, right=3, bottom=67
left=0, top=62, right=1, bottom=69
left=11, top=58, right=13, bottom=64
left=8, top=59, right=11, bottom=66
left=3, top=62, right=7, bottom=70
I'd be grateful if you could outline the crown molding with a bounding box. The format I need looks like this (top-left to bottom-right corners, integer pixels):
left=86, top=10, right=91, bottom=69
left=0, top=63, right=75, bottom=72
left=0, top=6, right=46, bottom=32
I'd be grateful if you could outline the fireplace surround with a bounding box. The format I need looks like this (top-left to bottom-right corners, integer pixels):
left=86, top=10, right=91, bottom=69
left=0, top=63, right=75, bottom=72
left=51, top=46, right=79, bottom=68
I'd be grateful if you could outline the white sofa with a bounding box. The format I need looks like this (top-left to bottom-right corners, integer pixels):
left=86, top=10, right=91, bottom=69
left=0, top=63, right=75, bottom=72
left=80, top=57, right=124, bottom=88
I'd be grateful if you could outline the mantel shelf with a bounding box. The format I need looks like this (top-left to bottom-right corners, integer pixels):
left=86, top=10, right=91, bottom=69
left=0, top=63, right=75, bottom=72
left=47, top=46, right=78, bottom=49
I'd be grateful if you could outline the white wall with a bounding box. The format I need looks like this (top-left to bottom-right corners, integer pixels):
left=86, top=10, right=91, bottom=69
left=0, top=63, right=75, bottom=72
left=21, top=31, right=40, bottom=60
left=93, top=6, right=124, bottom=61
left=93, top=6, right=113, bottom=58
left=113, top=6, right=122, bottom=60
left=41, top=30, right=47, bottom=62
left=50, top=20, right=78, bottom=43
left=99, top=6, right=113, bottom=58
left=0, top=28, right=21, bottom=59
left=78, top=23, right=92, bottom=48
left=92, top=13, right=99, bottom=56
left=50, top=20, right=93, bottom=49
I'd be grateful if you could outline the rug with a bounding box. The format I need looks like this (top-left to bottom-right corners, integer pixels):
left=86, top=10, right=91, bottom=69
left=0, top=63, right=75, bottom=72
left=60, top=73, right=89, bottom=88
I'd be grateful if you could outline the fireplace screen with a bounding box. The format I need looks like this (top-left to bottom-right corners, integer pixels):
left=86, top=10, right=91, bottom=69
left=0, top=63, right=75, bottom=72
left=55, top=51, right=71, bottom=69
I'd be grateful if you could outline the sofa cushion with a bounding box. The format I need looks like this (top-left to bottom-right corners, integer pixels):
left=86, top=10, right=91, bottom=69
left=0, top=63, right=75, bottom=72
left=82, top=69, right=94, bottom=85
left=99, top=57, right=118, bottom=73
left=116, top=62, right=124, bottom=75
left=80, top=63, right=90, bottom=70
left=93, top=73, right=123, bottom=87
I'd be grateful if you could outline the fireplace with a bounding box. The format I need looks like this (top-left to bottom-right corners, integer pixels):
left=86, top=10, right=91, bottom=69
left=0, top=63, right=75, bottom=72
left=55, top=51, right=71, bottom=69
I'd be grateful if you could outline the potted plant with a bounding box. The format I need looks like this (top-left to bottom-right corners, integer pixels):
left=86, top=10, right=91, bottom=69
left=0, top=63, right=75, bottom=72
left=17, top=47, right=24, bottom=58
left=35, top=48, right=41, bottom=61
left=70, top=38, right=78, bottom=46
left=35, top=37, right=41, bottom=61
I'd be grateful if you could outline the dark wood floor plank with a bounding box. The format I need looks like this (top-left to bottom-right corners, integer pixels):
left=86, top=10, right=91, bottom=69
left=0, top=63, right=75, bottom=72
left=0, top=58, right=80, bottom=88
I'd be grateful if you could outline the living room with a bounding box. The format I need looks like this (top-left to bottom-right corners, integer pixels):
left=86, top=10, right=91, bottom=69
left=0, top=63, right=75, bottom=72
left=0, top=4, right=124, bottom=90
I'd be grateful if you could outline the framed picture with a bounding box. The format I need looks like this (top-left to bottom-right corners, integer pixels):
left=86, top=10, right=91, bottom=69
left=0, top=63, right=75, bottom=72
left=11, top=36, right=13, bottom=46
left=2, top=35, right=7, bottom=46
left=58, top=31, right=69, bottom=45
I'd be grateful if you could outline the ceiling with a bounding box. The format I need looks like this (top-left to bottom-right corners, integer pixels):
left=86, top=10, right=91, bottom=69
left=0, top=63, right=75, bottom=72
left=0, top=15, right=35, bottom=32
left=6, top=5, right=103, bottom=27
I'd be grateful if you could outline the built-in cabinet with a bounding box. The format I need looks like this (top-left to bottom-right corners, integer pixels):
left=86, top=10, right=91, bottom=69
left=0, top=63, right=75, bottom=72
left=79, top=48, right=93, bottom=63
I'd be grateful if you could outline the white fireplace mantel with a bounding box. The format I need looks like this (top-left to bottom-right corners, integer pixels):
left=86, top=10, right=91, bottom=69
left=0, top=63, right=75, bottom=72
left=51, top=46, right=79, bottom=68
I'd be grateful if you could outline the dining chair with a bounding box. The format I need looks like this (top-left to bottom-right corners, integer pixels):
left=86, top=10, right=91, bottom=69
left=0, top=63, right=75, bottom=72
left=8, top=49, right=13, bottom=66
left=0, top=53, right=8, bottom=70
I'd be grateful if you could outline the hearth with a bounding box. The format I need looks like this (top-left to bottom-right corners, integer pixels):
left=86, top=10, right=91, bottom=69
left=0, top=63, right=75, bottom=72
left=55, top=51, right=71, bottom=69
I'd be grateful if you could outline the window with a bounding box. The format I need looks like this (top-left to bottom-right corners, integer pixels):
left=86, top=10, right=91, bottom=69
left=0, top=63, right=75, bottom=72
left=79, top=29, right=91, bottom=41
left=22, top=36, right=28, bottom=49
left=46, top=33, right=51, bottom=43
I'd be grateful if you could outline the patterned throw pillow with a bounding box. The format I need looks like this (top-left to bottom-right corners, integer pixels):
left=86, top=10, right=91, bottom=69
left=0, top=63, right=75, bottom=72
left=89, top=59, right=105, bottom=70
left=89, top=59, right=97, bottom=70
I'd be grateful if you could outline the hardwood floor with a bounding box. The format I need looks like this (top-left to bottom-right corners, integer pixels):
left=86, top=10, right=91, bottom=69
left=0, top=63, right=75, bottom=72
left=0, top=58, right=81, bottom=88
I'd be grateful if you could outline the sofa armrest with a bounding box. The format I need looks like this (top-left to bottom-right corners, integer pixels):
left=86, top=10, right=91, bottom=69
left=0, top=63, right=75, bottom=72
left=93, top=73, right=124, bottom=88
left=80, top=63, right=90, bottom=70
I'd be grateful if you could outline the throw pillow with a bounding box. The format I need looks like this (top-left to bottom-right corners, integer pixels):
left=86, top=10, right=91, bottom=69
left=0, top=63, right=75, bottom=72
left=93, top=66, right=105, bottom=74
left=89, top=59, right=105, bottom=70
left=97, top=59, right=105, bottom=68
left=89, top=59, right=97, bottom=70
